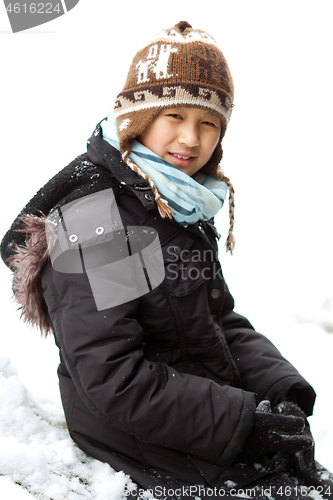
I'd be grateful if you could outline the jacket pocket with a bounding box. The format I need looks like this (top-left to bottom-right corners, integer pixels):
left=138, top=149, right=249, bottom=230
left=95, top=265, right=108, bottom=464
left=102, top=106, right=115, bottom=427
left=162, top=231, right=205, bottom=297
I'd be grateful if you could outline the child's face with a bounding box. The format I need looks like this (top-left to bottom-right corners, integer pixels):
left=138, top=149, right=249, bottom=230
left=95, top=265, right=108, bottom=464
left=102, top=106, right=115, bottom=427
left=138, top=107, right=222, bottom=177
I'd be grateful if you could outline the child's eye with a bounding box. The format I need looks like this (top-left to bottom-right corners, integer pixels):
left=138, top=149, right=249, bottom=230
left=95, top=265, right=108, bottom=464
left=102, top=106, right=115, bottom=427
left=168, top=113, right=183, bottom=120
left=202, top=121, right=217, bottom=127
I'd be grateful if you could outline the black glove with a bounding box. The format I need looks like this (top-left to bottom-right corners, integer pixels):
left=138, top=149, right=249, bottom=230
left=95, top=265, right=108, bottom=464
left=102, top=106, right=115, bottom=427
left=274, top=400, right=316, bottom=473
left=236, top=400, right=313, bottom=463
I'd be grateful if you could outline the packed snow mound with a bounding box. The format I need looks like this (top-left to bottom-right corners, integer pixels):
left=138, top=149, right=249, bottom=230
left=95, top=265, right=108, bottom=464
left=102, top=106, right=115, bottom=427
left=0, top=356, right=135, bottom=500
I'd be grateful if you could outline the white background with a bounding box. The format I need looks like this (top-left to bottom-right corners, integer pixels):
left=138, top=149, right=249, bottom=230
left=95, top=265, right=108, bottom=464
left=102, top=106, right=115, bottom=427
left=1, top=0, right=333, bottom=478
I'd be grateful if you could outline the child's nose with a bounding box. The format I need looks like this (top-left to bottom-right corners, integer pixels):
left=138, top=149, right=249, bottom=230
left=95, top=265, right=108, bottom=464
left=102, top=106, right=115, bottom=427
left=178, top=124, right=200, bottom=148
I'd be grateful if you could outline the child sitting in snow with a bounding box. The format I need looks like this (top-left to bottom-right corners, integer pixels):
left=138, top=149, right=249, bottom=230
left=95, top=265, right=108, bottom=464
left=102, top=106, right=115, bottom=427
left=1, top=21, right=333, bottom=500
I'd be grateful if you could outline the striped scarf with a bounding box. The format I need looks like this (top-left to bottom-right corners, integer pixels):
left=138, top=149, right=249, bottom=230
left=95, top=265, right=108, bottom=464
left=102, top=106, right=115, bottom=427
left=100, top=112, right=228, bottom=227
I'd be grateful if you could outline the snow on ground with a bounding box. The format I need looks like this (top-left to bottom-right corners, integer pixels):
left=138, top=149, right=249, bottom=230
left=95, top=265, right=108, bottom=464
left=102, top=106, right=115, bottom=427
left=0, top=357, right=136, bottom=500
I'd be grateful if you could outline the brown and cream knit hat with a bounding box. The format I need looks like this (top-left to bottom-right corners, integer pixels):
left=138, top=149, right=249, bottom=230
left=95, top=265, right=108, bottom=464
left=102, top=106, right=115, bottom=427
left=114, top=21, right=236, bottom=253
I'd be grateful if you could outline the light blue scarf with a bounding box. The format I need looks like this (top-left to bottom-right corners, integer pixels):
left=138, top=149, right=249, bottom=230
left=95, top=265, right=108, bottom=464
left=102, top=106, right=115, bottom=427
left=100, top=112, right=228, bottom=227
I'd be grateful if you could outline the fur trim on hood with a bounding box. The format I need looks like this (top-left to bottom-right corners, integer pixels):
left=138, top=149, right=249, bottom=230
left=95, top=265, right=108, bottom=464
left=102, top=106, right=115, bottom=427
left=8, top=214, right=52, bottom=335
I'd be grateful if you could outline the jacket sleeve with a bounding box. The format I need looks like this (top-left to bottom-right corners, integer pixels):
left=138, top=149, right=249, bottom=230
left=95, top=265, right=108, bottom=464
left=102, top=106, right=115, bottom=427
left=220, top=282, right=316, bottom=416
left=41, top=262, right=256, bottom=467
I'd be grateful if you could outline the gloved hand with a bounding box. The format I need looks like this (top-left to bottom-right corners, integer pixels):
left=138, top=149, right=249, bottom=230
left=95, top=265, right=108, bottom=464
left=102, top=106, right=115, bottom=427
left=274, top=400, right=316, bottom=473
left=235, top=400, right=313, bottom=463
left=275, top=402, right=333, bottom=499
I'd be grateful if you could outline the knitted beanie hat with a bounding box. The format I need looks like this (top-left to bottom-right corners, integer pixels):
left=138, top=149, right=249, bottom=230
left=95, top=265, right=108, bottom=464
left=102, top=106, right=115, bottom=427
left=114, top=21, right=235, bottom=253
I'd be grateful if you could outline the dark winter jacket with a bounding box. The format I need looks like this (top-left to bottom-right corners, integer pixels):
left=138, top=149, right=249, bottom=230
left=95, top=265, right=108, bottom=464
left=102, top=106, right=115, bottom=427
left=1, top=122, right=316, bottom=494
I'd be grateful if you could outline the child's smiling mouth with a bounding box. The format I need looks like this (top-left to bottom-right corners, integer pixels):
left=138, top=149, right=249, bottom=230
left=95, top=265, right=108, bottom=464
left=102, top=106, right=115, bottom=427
left=169, top=152, right=197, bottom=164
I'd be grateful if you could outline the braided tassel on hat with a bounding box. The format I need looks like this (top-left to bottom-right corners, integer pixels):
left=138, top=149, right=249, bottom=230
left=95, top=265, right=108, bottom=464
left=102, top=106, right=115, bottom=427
left=221, top=175, right=236, bottom=254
